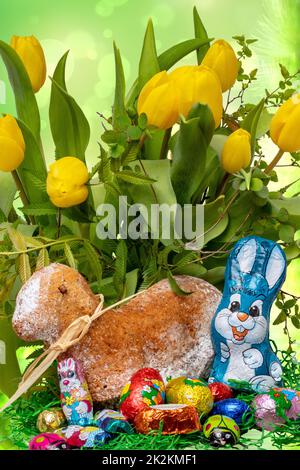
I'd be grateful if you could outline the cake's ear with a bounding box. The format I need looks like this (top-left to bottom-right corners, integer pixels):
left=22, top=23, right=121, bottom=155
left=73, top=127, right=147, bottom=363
left=265, top=245, right=286, bottom=290
left=230, top=238, right=257, bottom=282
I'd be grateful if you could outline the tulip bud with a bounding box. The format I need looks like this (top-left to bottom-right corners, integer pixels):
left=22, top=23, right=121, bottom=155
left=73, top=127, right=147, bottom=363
left=202, top=40, right=239, bottom=92
left=0, top=115, right=25, bottom=172
left=46, top=157, right=89, bottom=208
left=137, top=71, right=179, bottom=129
left=270, top=94, right=300, bottom=152
left=10, top=35, right=46, bottom=93
left=170, top=65, right=223, bottom=128
left=221, top=129, right=251, bottom=174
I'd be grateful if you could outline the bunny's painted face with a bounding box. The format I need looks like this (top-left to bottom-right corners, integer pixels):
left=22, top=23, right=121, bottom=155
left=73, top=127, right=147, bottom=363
left=214, top=237, right=286, bottom=346
left=58, top=358, right=81, bottom=392
left=215, top=291, right=267, bottom=345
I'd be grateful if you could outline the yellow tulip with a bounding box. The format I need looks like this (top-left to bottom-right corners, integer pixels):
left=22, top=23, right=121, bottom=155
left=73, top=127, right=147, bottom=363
left=202, top=39, right=239, bottom=92
left=170, top=65, right=223, bottom=128
left=137, top=71, right=179, bottom=129
left=270, top=94, right=300, bottom=152
left=0, top=115, right=25, bottom=172
left=10, top=35, right=46, bottom=93
left=46, top=157, right=89, bottom=208
left=221, top=129, right=251, bottom=173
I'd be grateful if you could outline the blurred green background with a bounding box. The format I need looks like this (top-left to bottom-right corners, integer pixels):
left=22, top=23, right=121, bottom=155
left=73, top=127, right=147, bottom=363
left=0, top=0, right=299, bottom=353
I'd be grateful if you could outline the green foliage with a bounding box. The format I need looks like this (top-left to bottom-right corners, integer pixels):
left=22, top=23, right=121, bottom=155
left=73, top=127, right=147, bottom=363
left=49, top=52, right=90, bottom=161
left=0, top=40, right=41, bottom=140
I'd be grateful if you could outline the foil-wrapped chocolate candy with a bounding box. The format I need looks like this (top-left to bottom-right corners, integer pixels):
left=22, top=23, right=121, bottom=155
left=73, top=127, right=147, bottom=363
left=29, top=432, right=70, bottom=450
left=58, top=358, right=93, bottom=426
left=252, top=387, right=300, bottom=430
left=134, top=404, right=201, bottom=435
left=94, top=409, right=133, bottom=434
left=58, top=425, right=109, bottom=448
left=208, top=382, right=234, bottom=403
left=211, top=398, right=251, bottom=426
left=166, top=377, right=213, bottom=416
left=120, top=368, right=165, bottom=421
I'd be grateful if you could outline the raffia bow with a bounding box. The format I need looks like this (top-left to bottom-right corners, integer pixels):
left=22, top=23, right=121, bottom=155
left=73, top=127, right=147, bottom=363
left=0, top=290, right=145, bottom=413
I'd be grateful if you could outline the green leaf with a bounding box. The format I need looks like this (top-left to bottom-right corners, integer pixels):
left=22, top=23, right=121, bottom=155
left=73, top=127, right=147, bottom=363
left=250, top=178, right=264, bottom=192
left=138, top=19, right=160, bottom=91
left=16, top=119, right=48, bottom=205
left=64, top=243, right=77, bottom=269
left=124, top=268, right=139, bottom=297
left=0, top=314, right=22, bottom=397
left=279, top=63, right=289, bottom=79
left=49, top=52, right=90, bottom=161
left=0, top=40, right=40, bottom=139
left=83, top=241, right=102, bottom=287
left=22, top=170, right=46, bottom=192
left=158, top=37, right=212, bottom=71
left=112, top=42, right=131, bottom=131
left=36, top=247, right=50, bottom=270
left=138, top=113, right=148, bottom=130
left=270, top=197, right=300, bottom=228
left=279, top=224, right=295, bottom=243
left=291, top=316, right=300, bottom=328
left=204, top=196, right=229, bottom=245
left=0, top=173, right=16, bottom=217
left=127, top=160, right=177, bottom=244
left=19, top=253, right=31, bottom=284
left=167, top=271, right=193, bottom=296
left=171, top=105, right=214, bottom=205
left=115, top=170, right=156, bottom=185
left=63, top=205, right=94, bottom=223
left=126, top=37, right=212, bottom=107
left=193, top=6, right=210, bottom=64
left=173, top=263, right=207, bottom=278
left=113, top=240, right=128, bottom=298
left=284, top=244, right=300, bottom=261
left=21, top=202, right=57, bottom=216
left=202, top=267, right=226, bottom=285
left=273, top=310, right=287, bottom=325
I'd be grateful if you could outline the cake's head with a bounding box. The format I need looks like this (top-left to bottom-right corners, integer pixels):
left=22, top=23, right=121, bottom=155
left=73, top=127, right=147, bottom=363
left=13, top=263, right=99, bottom=345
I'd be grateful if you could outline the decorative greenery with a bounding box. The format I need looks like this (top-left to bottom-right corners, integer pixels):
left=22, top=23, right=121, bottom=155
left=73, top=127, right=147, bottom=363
left=0, top=7, right=299, bottom=423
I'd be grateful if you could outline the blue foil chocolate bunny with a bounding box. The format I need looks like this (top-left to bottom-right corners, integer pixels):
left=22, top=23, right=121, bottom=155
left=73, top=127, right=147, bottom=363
left=209, top=236, right=287, bottom=392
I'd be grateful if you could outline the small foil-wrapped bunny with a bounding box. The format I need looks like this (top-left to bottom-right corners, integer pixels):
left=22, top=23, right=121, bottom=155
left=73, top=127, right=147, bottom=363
left=209, top=236, right=287, bottom=392
left=58, top=358, right=93, bottom=426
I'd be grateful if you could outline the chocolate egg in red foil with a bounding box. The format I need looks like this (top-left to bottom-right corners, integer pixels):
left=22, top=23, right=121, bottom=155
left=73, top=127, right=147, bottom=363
left=208, top=382, right=234, bottom=403
left=131, top=368, right=164, bottom=384
left=134, top=404, right=201, bottom=435
left=119, top=368, right=165, bottom=421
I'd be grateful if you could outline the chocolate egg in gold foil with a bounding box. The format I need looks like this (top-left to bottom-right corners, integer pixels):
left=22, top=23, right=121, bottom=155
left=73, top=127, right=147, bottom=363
left=37, top=408, right=66, bottom=433
left=166, top=377, right=213, bottom=416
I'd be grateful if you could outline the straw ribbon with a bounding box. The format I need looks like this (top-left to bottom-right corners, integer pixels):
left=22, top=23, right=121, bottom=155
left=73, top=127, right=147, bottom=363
left=0, top=289, right=145, bottom=413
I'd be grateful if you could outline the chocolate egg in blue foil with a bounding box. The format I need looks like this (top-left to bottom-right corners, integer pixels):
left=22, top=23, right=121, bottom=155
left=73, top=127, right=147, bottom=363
left=211, top=398, right=251, bottom=425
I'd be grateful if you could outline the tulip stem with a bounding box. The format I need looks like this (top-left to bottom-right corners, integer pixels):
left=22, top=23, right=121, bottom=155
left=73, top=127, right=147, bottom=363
left=265, top=149, right=284, bottom=174
left=217, top=172, right=230, bottom=196
left=11, top=171, right=34, bottom=224
left=56, top=208, right=62, bottom=239
left=160, top=128, right=172, bottom=160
